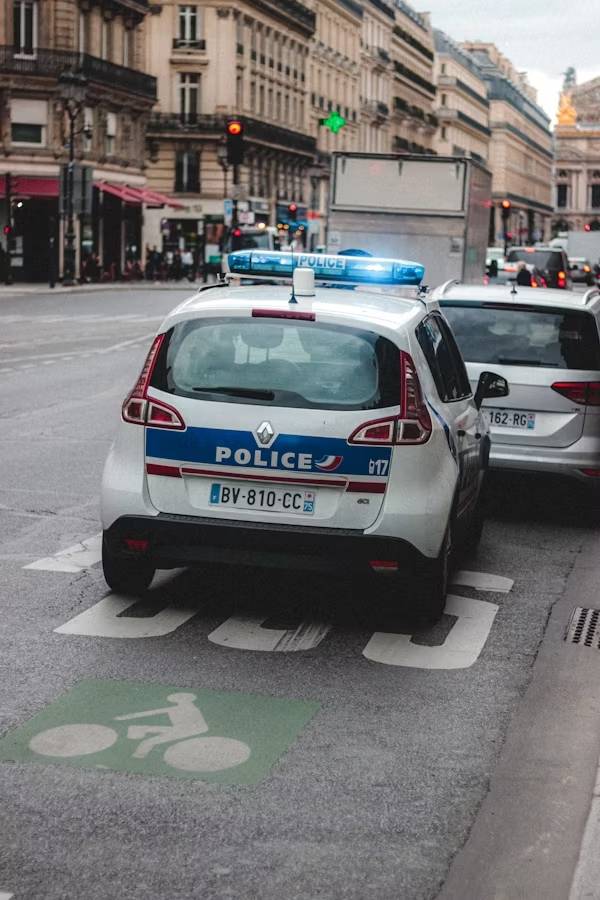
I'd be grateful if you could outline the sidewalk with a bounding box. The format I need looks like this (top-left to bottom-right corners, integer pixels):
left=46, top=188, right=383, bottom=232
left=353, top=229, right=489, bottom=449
left=0, top=279, right=214, bottom=296
left=439, top=529, right=600, bottom=900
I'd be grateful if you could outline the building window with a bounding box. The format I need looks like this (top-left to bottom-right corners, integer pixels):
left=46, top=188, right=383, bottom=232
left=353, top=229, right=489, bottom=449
left=440, top=63, right=446, bottom=75
left=556, top=184, right=568, bottom=208
left=591, top=184, right=600, bottom=209
left=123, top=28, right=134, bottom=67
left=101, top=20, right=112, bottom=61
left=441, top=93, right=447, bottom=106
left=179, top=73, right=200, bottom=122
left=83, top=106, right=93, bottom=152
left=14, top=0, right=37, bottom=56
left=10, top=97, right=47, bottom=145
left=78, top=10, right=88, bottom=54
left=441, top=126, right=447, bottom=140
left=105, top=112, right=116, bottom=155
left=178, top=6, right=199, bottom=43
left=175, top=150, right=200, bottom=192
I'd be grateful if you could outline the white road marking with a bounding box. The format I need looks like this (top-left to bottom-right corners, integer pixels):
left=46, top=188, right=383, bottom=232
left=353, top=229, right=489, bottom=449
left=0, top=891, right=14, bottom=899
left=30, top=724, right=118, bottom=758
left=362, top=595, right=499, bottom=669
left=24, top=533, right=102, bottom=573
left=452, top=570, right=514, bottom=593
left=54, top=595, right=198, bottom=638
left=208, top=614, right=331, bottom=652
left=164, top=736, right=251, bottom=772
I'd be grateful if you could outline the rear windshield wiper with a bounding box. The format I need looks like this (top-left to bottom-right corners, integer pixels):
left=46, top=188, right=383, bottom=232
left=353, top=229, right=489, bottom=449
left=192, top=386, right=275, bottom=400
left=495, top=357, right=558, bottom=367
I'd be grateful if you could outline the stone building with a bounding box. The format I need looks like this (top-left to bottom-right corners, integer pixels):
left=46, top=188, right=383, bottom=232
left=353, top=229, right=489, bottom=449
left=553, top=71, right=600, bottom=233
left=433, top=30, right=490, bottom=163
left=461, top=41, right=553, bottom=246
left=143, top=0, right=317, bottom=260
left=0, top=0, right=158, bottom=281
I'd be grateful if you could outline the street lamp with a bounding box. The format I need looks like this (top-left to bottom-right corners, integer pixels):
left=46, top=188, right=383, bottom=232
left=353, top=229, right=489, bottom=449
left=58, top=69, right=88, bottom=286
left=216, top=139, right=228, bottom=202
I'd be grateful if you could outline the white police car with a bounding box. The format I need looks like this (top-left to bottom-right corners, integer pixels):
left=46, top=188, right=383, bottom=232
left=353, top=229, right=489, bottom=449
left=100, top=251, right=508, bottom=621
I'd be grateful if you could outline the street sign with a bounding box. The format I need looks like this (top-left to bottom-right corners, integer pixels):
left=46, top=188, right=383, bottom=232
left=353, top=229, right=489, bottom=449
left=238, top=210, right=255, bottom=225
left=223, top=198, right=233, bottom=227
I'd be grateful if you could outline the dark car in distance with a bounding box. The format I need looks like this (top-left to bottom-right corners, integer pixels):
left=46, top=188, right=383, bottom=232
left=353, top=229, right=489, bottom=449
left=504, top=247, right=571, bottom=289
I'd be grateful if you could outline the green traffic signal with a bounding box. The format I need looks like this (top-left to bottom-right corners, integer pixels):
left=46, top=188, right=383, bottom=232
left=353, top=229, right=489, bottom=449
left=320, top=111, right=346, bottom=134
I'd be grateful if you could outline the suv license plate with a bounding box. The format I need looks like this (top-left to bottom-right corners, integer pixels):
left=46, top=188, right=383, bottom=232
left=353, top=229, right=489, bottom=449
left=485, top=409, right=536, bottom=430
left=209, top=483, right=315, bottom=515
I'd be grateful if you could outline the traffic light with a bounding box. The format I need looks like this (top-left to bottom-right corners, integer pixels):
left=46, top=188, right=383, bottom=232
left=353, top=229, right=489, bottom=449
left=501, top=199, right=511, bottom=220
left=589, top=220, right=600, bottom=232
left=226, top=118, right=244, bottom=166
left=288, top=202, right=298, bottom=222
left=230, top=227, right=243, bottom=251
left=3, top=225, right=11, bottom=236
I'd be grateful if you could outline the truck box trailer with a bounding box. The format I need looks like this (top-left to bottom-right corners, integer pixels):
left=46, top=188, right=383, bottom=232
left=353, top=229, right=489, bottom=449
left=327, top=153, right=492, bottom=286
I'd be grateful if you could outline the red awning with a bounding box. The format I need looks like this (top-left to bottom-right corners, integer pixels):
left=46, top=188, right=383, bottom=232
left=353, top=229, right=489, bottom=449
left=137, top=188, right=185, bottom=209
left=95, top=181, right=184, bottom=209
left=95, top=181, right=142, bottom=205
left=0, top=175, right=59, bottom=198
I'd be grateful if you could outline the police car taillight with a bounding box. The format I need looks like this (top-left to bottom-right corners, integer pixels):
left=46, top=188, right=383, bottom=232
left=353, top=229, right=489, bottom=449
left=122, top=334, right=185, bottom=430
left=348, top=351, right=431, bottom=446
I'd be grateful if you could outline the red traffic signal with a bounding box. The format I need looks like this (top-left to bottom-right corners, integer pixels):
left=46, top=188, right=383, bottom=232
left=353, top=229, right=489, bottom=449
left=585, top=223, right=591, bottom=232
left=3, top=225, right=12, bottom=236
left=501, top=199, right=511, bottom=209
left=226, top=119, right=244, bottom=166
left=288, top=202, right=298, bottom=221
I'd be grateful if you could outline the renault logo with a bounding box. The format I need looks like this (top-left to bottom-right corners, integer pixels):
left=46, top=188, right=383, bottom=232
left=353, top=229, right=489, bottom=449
left=256, top=421, right=274, bottom=445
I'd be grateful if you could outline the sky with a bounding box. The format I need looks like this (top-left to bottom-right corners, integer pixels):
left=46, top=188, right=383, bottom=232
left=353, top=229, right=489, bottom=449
left=415, top=0, right=600, bottom=124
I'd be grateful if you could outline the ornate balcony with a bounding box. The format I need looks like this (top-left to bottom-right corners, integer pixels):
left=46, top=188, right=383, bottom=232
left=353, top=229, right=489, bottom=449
left=0, top=46, right=156, bottom=100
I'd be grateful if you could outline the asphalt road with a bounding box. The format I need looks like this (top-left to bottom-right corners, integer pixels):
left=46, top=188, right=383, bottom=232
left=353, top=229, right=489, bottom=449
left=0, top=286, right=597, bottom=900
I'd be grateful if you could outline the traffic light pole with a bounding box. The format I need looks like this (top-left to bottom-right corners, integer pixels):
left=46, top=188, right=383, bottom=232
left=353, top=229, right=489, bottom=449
left=232, top=164, right=239, bottom=229
left=63, top=107, right=77, bottom=286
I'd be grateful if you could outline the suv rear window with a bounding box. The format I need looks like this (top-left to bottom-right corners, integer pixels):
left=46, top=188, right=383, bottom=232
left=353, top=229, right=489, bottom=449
left=151, top=318, right=400, bottom=410
left=440, top=303, right=600, bottom=370
left=506, top=249, right=564, bottom=270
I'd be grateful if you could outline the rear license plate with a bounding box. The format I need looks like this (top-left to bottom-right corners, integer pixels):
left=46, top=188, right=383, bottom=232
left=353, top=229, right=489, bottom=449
left=209, top=483, right=316, bottom=515
left=484, top=408, right=536, bottom=430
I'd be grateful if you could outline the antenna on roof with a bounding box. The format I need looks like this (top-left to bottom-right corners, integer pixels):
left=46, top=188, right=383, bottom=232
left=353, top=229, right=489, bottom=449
left=289, top=237, right=297, bottom=304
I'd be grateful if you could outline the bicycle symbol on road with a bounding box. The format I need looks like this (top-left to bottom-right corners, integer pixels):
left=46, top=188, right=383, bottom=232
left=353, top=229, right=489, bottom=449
left=28, top=692, right=251, bottom=773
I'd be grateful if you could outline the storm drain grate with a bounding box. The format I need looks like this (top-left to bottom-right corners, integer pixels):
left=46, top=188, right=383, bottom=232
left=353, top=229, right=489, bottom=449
left=565, top=607, right=600, bottom=647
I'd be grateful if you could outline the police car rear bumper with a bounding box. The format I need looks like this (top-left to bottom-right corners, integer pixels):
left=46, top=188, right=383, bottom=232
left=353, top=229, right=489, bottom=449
left=104, top=513, right=434, bottom=575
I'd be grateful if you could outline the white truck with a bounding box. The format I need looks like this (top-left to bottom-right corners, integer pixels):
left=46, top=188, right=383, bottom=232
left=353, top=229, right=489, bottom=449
left=327, top=153, right=492, bottom=286
left=550, top=231, right=600, bottom=266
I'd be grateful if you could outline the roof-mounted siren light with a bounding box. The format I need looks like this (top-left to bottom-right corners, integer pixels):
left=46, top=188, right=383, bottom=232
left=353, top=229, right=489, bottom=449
left=293, top=267, right=315, bottom=297
left=226, top=250, right=425, bottom=286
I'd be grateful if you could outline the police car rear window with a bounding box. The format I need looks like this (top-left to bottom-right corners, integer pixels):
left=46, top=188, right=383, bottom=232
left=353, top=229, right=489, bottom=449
left=151, top=318, right=400, bottom=410
left=440, top=303, right=600, bottom=370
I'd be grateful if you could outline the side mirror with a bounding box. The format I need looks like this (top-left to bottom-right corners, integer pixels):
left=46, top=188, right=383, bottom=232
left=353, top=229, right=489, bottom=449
left=474, top=371, right=509, bottom=410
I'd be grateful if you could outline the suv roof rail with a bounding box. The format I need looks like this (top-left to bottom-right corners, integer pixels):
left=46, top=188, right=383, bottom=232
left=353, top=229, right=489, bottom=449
left=583, top=286, right=600, bottom=305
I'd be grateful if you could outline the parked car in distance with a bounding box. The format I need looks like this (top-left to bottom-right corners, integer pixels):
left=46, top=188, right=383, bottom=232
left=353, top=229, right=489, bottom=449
left=433, top=281, right=600, bottom=492
left=504, top=246, right=571, bottom=289
left=569, top=257, right=595, bottom=286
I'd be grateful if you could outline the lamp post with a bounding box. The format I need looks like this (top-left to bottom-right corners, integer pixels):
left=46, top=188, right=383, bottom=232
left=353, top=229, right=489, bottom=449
left=216, top=139, right=228, bottom=203
left=58, top=70, right=88, bottom=286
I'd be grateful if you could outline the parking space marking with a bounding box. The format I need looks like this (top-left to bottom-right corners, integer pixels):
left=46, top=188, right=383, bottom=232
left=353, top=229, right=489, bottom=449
left=208, top=614, right=331, bottom=652
left=24, top=533, right=102, bottom=573
left=363, top=595, right=499, bottom=669
left=55, top=595, right=198, bottom=639
left=0, top=679, right=320, bottom=785
left=452, top=570, right=514, bottom=593
left=0, top=892, right=14, bottom=899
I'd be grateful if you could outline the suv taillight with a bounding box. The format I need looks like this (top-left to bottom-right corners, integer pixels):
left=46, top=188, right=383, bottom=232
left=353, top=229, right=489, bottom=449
left=349, top=351, right=432, bottom=445
left=557, top=270, right=567, bottom=288
left=122, top=334, right=186, bottom=429
left=551, top=382, right=600, bottom=406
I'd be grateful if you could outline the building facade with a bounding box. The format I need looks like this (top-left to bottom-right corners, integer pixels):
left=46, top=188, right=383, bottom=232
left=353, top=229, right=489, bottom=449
left=461, top=41, right=553, bottom=246
left=0, top=0, right=157, bottom=281
left=389, top=1, right=436, bottom=156
left=433, top=30, right=490, bottom=163
left=553, top=72, right=600, bottom=233
left=144, top=0, right=317, bottom=262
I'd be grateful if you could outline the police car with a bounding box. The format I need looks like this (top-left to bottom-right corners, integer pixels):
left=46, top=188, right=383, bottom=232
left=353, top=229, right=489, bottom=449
left=100, top=251, right=508, bottom=621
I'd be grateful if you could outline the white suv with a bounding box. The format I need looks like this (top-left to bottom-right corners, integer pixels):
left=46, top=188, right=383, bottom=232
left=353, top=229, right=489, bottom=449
left=434, top=281, right=600, bottom=488
left=101, top=251, right=508, bottom=622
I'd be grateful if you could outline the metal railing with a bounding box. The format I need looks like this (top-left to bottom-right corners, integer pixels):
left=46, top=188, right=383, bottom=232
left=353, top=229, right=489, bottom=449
left=172, top=38, right=206, bottom=51
left=0, top=46, right=156, bottom=99
left=147, top=113, right=317, bottom=156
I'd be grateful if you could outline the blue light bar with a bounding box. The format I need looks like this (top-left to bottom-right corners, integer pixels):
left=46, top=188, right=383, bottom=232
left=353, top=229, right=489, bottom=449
left=227, top=250, right=425, bottom=286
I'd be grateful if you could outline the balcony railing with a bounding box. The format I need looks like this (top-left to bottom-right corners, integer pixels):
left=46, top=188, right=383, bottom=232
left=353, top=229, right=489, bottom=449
left=172, top=38, right=206, bottom=51
left=0, top=46, right=156, bottom=99
left=147, top=113, right=317, bottom=156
